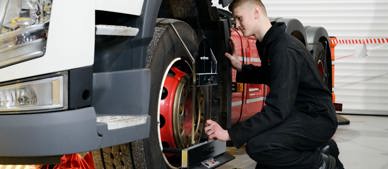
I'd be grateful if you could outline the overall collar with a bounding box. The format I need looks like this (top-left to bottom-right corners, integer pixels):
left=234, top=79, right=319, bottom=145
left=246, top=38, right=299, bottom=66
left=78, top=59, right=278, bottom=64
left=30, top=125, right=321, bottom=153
left=257, top=22, right=286, bottom=56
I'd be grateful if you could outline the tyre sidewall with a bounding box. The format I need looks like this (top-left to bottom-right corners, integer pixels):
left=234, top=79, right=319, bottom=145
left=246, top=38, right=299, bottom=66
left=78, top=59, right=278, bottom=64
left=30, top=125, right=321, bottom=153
left=144, top=20, right=199, bottom=169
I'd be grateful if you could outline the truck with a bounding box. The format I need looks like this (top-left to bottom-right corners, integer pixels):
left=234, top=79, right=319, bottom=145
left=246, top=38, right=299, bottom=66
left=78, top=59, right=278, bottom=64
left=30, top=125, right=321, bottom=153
left=0, top=0, right=335, bottom=168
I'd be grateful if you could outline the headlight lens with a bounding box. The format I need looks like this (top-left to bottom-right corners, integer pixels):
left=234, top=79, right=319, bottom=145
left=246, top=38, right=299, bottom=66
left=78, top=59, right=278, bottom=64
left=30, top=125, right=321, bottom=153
left=0, top=0, right=52, bottom=68
left=0, top=74, right=68, bottom=113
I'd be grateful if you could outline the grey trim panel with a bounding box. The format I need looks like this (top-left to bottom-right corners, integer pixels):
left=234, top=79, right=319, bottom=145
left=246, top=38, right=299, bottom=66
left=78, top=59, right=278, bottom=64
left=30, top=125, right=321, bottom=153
left=93, top=69, right=150, bottom=116
left=93, top=0, right=162, bottom=70
left=0, top=108, right=99, bottom=156
left=0, top=108, right=150, bottom=157
left=139, top=0, right=162, bottom=39
left=93, top=68, right=151, bottom=147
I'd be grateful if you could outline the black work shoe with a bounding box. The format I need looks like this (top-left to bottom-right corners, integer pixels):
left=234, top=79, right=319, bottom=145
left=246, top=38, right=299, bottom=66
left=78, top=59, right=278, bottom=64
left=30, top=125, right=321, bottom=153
left=321, top=139, right=344, bottom=169
left=319, top=153, right=336, bottom=169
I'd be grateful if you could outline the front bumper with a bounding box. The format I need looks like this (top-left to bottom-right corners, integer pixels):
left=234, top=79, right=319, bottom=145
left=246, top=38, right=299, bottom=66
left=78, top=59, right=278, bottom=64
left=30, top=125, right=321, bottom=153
left=0, top=69, right=151, bottom=158
left=0, top=107, right=98, bottom=157
left=0, top=108, right=150, bottom=158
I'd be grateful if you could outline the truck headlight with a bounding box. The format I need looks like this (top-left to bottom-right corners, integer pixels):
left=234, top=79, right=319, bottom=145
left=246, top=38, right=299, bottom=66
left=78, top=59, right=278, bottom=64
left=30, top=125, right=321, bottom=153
left=0, top=0, right=52, bottom=68
left=0, top=73, right=68, bottom=113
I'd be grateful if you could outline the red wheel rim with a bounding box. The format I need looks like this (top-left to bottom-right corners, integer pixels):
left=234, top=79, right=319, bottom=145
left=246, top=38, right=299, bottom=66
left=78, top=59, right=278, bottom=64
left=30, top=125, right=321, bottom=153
left=158, top=64, right=205, bottom=168
left=159, top=67, right=193, bottom=149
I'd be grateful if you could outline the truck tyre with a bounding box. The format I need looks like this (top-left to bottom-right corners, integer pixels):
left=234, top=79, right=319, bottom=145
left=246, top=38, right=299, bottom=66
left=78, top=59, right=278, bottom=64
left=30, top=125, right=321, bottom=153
left=272, top=17, right=307, bottom=46
left=92, top=145, right=135, bottom=169
left=92, top=19, right=203, bottom=169
left=305, top=26, right=333, bottom=90
left=132, top=18, right=203, bottom=169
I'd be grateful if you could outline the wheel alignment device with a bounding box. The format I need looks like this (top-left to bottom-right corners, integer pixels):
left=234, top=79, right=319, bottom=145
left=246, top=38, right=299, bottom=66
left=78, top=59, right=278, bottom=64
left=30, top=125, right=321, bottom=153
left=159, top=22, right=234, bottom=169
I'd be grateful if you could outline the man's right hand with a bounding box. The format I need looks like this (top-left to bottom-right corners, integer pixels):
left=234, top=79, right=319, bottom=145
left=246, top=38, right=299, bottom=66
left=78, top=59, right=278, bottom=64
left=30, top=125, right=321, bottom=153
left=205, top=119, right=230, bottom=141
left=225, top=52, right=242, bottom=71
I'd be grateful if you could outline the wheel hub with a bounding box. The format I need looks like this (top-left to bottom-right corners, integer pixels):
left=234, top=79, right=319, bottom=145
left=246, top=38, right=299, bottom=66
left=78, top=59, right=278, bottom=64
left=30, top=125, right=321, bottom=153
left=159, top=66, right=204, bottom=151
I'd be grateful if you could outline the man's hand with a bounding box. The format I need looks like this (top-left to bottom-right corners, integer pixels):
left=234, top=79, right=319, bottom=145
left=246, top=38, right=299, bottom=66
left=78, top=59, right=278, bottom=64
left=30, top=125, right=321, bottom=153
left=205, top=119, right=231, bottom=141
left=225, top=52, right=242, bottom=71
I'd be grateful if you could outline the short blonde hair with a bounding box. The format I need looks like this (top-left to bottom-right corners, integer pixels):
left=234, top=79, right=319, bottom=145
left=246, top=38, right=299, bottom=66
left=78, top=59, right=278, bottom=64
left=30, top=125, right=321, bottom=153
left=228, top=0, right=267, bottom=14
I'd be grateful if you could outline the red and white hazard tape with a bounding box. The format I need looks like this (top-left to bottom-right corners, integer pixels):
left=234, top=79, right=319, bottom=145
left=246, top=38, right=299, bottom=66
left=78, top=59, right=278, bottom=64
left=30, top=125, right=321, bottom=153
left=330, top=38, right=388, bottom=45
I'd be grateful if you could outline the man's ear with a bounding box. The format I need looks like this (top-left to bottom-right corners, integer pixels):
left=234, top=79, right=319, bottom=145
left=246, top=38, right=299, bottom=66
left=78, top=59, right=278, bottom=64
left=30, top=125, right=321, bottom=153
left=253, top=6, right=261, bottom=19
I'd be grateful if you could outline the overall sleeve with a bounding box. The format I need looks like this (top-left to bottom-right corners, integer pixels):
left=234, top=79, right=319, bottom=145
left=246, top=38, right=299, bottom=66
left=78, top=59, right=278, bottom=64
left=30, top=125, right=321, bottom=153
left=229, top=44, right=302, bottom=148
left=236, top=64, right=269, bottom=84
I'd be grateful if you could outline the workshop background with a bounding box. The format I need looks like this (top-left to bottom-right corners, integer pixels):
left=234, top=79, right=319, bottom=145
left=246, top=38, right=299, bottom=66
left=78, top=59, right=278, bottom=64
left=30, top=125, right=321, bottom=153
left=1, top=0, right=387, bottom=168
left=219, top=0, right=388, bottom=168
left=263, top=0, right=388, bottom=115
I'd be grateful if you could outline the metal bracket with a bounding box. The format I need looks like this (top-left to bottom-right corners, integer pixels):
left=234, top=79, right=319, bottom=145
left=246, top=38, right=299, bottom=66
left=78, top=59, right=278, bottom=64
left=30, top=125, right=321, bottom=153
left=169, top=23, right=196, bottom=66
left=181, top=140, right=234, bottom=168
left=169, top=23, right=198, bottom=144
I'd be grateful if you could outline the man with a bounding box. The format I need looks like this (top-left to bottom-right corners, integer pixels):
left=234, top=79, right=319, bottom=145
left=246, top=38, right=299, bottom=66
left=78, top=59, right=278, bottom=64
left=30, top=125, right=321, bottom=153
left=205, top=0, right=343, bottom=169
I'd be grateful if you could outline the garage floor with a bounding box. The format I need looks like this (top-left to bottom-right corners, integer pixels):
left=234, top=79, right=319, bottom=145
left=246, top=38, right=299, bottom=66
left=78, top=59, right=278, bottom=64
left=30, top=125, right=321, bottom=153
left=219, top=114, right=388, bottom=169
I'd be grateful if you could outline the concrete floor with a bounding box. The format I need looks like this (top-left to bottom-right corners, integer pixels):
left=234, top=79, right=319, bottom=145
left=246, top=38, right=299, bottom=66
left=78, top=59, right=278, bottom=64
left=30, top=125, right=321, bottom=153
left=219, top=115, right=388, bottom=169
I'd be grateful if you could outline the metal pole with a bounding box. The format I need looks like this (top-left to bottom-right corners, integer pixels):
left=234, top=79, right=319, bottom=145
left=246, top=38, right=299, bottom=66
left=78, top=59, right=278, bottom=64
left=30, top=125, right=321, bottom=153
left=169, top=23, right=197, bottom=145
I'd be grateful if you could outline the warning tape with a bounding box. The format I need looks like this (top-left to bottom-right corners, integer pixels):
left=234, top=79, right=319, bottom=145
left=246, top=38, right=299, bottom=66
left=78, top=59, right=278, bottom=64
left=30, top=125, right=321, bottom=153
left=330, top=38, right=388, bottom=45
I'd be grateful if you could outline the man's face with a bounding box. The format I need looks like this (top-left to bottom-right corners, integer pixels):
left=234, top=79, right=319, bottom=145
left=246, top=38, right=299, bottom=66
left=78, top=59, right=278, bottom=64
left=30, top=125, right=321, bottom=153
left=233, top=3, right=256, bottom=37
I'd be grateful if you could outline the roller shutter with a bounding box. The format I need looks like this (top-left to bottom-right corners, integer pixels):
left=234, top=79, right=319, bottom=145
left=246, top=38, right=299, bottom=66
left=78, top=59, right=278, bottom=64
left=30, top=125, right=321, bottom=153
left=264, top=0, right=388, bottom=115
